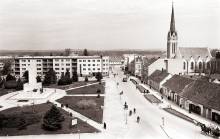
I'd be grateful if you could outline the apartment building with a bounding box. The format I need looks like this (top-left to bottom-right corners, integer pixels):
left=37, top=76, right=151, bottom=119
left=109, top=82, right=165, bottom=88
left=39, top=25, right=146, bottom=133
left=11, top=55, right=109, bottom=79
left=77, top=56, right=109, bottom=77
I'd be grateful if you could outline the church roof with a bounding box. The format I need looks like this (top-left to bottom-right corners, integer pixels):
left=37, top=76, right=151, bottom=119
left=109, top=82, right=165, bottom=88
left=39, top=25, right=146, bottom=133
left=170, top=3, right=176, bottom=34
left=178, top=47, right=212, bottom=60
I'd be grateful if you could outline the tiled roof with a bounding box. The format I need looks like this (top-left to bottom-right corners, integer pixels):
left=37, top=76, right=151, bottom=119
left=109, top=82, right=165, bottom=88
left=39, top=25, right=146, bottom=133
left=148, top=70, right=169, bottom=83
left=180, top=80, right=220, bottom=111
left=163, top=75, right=194, bottom=94
left=178, top=47, right=211, bottom=60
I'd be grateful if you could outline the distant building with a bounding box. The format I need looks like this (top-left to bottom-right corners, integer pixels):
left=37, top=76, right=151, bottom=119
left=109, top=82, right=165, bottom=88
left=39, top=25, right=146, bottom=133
left=10, top=55, right=109, bottom=79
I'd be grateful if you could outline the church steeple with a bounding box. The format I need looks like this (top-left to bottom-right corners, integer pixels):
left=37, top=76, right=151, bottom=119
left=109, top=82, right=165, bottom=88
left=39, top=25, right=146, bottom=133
left=167, top=2, right=178, bottom=59
left=170, top=2, right=176, bottom=34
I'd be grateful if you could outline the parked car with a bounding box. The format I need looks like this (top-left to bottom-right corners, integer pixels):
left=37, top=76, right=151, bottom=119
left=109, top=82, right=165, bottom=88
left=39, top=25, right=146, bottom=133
left=122, top=77, right=128, bottom=82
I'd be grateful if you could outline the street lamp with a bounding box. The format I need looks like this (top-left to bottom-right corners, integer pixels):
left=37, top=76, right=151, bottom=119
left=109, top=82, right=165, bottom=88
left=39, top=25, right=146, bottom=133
left=78, top=129, right=80, bottom=139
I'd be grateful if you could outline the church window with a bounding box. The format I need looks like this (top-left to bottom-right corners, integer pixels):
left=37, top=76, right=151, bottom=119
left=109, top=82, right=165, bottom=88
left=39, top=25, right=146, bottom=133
left=190, top=62, right=194, bottom=70
left=183, top=62, right=186, bottom=70
left=199, top=62, right=202, bottom=70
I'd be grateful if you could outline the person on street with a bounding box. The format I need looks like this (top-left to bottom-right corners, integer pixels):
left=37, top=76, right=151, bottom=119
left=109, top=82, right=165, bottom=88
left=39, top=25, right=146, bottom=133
left=133, top=108, right=136, bottom=114
left=137, top=116, right=140, bottom=123
left=104, top=122, right=106, bottom=129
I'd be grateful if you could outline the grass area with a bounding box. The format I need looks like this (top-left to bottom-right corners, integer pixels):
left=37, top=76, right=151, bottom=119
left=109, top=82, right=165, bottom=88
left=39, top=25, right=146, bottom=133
left=163, top=108, right=194, bottom=123
left=46, top=81, right=97, bottom=90
left=67, top=82, right=105, bottom=94
left=57, top=96, right=104, bottom=123
left=144, top=94, right=162, bottom=104
left=0, top=103, right=98, bottom=136
left=0, top=88, right=15, bottom=97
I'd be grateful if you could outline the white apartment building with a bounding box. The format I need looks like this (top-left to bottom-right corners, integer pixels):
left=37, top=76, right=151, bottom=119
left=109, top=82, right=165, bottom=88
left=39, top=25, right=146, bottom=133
left=11, top=55, right=109, bottom=79
left=77, top=56, right=109, bottom=77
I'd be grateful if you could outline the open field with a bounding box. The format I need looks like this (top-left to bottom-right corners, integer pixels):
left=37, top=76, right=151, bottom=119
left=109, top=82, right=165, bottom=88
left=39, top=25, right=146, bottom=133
left=57, top=96, right=104, bottom=123
left=0, top=103, right=98, bottom=136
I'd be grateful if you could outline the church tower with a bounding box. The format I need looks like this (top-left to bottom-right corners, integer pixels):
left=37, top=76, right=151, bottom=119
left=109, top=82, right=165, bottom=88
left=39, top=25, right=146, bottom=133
left=167, top=3, right=178, bottom=59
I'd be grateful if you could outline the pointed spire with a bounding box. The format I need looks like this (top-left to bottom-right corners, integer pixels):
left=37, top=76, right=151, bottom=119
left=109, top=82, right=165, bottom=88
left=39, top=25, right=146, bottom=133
left=170, top=2, right=176, bottom=33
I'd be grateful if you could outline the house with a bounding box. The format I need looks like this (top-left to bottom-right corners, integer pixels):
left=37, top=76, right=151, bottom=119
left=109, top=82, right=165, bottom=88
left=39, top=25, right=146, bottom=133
left=162, top=75, right=194, bottom=104
left=180, top=80, right=220, bottom=124
left=141, top=57, right=159, bottom=83
left=148, top=70, right=172, bottom=92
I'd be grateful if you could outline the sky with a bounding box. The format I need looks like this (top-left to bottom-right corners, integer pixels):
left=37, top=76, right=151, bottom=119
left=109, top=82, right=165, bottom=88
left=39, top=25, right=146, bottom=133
left=0, top=0, right=219, bottom=50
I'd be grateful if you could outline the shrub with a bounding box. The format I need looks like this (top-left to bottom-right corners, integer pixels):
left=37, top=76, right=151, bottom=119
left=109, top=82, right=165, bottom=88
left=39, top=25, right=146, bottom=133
left=16, top=78, right=23, bottom=90
left=4, top=80, right=17, bottom=89
left=5, top=74, right=16, bottom=82
left=95, top=72, right=103, bottom=82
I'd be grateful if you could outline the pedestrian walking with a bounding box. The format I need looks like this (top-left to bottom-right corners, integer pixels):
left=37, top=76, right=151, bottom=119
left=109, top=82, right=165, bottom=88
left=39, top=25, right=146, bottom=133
left=137, top=116, right=140, bottom=123
left=133, top=108, right=136, bottom=114
left=104, top=122, right=106, bottom=129
left=129, top=110, right=132, bottom=116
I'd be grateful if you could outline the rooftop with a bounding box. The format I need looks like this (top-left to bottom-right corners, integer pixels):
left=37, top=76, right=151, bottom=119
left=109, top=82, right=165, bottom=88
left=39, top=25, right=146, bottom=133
left=148, top=70, right=169, bottom=83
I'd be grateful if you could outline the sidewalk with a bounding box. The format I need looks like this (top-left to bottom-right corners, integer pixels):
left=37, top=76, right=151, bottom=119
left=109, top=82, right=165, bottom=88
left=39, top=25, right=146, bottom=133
left=130, top=76, right=220, bottom=128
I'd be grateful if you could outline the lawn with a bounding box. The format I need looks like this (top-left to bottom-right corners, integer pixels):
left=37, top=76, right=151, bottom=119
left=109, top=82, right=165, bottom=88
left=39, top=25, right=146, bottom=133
left=67, top=82, right=105, bottom=94
left=45, top=81, right=98, bottom=90
left=57, top=96, right=104, bottom=123
left=0, top=88, right=16, bottom=97
left=0, top=103, right=98, bottom=136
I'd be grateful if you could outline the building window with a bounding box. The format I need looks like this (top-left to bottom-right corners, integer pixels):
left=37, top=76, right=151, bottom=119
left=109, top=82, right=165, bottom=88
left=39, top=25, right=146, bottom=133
left=183, top=62, right=186, bottom=70
left=93, top=60, right=95, bottom=62
left=66, top=64, right=70, bottom=66
left=199, top=62, right=202, bottom=70
left=88, top=64, right=91, bottom=66
left=97, top=68, right=100, bottom=70
left=55, top=64, right=59, bottom=66
left=37, top=60, right=41, bottom=62
left=83, top=60, right=86, bottom=62
left=190, top=62, right=194, bottom=70
left=88, top=60, right=90, bottom=62
left=83, top=68, right=86, bottom=71
left=55, top=68, right=59, bottom=70
left=55, top=59, right=59, bottom=62
left=93, top=64, right=95, bottom=66
left=37, top=68, right=41, bottom=70
left=97, top=60, right=100, bottom=62
left=79, top=60, right=82, bottom=62
left=83, top=64, right=86, bottom=66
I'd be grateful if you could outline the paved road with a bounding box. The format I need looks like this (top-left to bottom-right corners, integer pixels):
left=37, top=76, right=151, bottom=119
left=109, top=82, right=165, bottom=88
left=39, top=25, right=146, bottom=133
left=109, top=66, right=211, bottom=139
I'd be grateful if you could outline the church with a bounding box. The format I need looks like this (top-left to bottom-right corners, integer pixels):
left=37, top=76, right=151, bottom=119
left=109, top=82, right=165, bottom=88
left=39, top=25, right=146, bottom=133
left=148, top=3, right=212, bottom=76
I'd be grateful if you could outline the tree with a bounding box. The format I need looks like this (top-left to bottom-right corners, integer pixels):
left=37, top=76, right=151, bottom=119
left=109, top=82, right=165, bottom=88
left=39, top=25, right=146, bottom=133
left=23, top=70, right=29, bottom=83
left=58, top=69, right=72, bottom=85
left=1, top=60, right=12, bottom=75
left=83, top=49, right=89, bottom=56
left=0, top=77, right=3, bottom=88
left=72, top=71, right=78, bottom=82
left=36, top=76, right=42, bottom=82
left=16, top=78, right=23, bottom=90
left=42, top=105, right=64, bottom=131
left=43, top=69, right=57, bottom=85
left=65, top=48, right=71, bottom=56
left=84, top=76, right=88, bottom=82
left=95, top=72, right=103, bottom=82
left=6, top=73, right=16, bottom=82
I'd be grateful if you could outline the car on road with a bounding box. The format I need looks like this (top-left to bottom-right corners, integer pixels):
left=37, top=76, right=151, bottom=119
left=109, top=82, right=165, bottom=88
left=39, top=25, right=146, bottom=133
left=122, top=77, right=128, bottom=82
